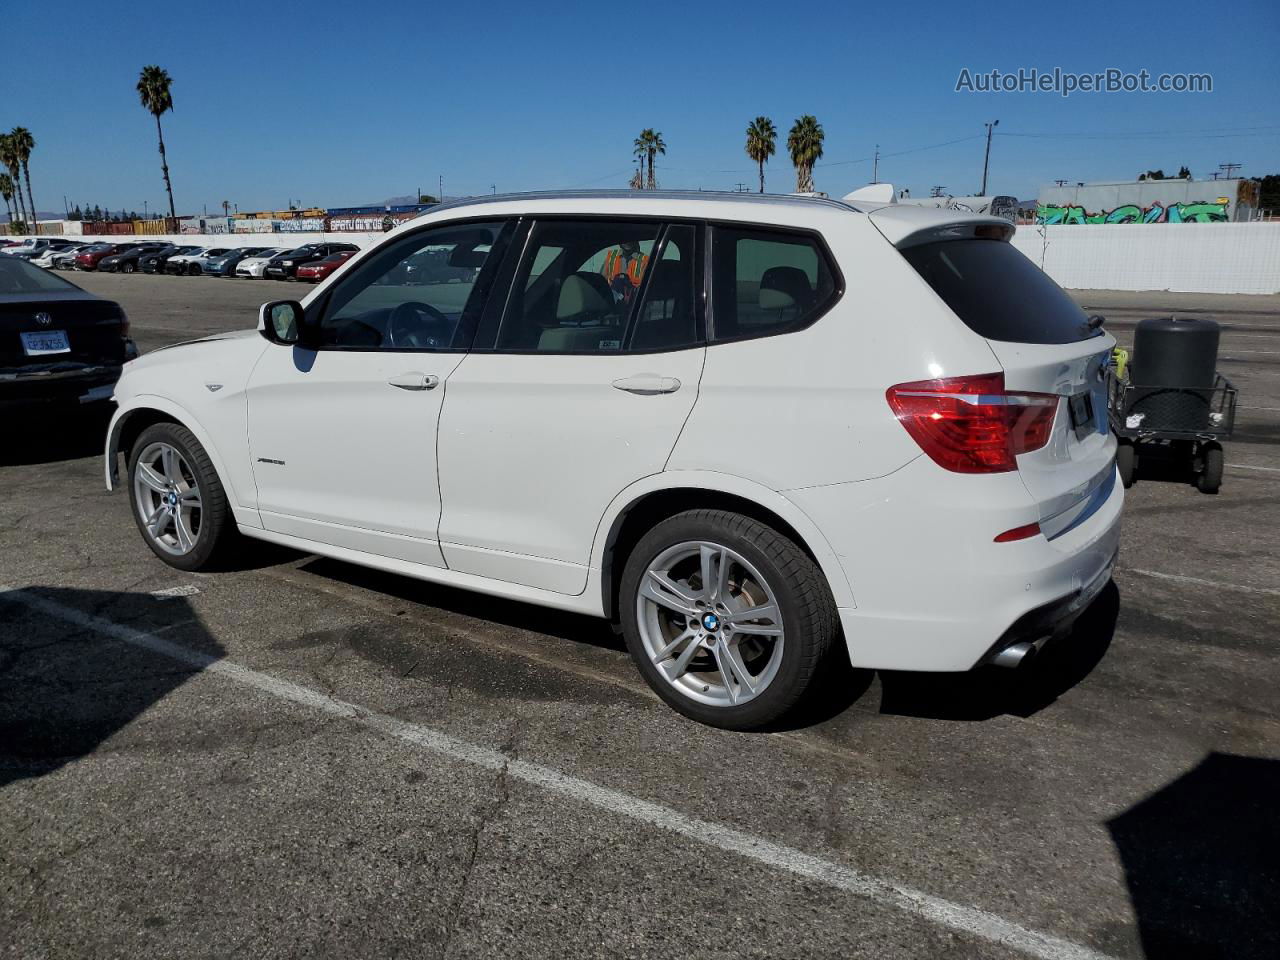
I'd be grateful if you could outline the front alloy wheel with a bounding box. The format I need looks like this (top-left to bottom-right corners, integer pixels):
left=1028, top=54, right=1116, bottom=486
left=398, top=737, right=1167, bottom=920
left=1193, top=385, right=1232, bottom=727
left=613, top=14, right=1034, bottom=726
left=128, top=422, right=237, bottom=571
left=133, top=441, right=203, bottom=555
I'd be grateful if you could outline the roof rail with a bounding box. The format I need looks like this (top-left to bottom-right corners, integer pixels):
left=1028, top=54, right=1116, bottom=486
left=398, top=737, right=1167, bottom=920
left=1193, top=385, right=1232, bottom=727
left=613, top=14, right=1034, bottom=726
left=424, top=189, right=861, bottom=216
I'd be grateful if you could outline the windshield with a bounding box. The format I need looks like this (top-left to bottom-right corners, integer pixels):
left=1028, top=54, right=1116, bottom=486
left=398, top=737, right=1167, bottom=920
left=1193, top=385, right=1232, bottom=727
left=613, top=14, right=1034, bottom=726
left=0, top=256, right=81, bottom=294
left=900, top=239, right=1100, bottom=345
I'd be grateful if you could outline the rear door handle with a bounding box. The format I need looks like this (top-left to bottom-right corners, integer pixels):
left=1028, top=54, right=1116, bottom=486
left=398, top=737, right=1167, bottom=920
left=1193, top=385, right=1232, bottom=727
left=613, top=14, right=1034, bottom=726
left=388, top=372, right=440, bottom=391
left=611, top=375, right=682, bottom=396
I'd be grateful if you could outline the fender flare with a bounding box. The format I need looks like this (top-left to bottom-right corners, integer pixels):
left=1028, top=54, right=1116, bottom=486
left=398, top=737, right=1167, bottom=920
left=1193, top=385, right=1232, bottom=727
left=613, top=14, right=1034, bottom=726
left=104, top=394, right=239, bottom=507
left=588, top=470, right=855, bottom=610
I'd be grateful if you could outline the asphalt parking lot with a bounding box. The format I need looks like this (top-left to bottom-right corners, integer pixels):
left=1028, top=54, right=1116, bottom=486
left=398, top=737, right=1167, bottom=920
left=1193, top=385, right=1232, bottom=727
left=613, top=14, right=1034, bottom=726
left=2, top=272, right=1278, bottom=960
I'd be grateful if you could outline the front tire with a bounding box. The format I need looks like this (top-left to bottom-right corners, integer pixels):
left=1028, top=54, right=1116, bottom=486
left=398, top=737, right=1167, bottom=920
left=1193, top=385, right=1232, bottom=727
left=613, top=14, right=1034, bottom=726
left=128, top=422, right=237, bottom=570
left=620, top=509, right=838, bottom=730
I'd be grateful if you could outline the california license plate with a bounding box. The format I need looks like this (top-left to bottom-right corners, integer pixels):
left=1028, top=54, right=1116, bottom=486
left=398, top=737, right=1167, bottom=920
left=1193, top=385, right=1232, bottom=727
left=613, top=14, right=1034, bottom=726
left=20, top=330, right=71, bottom=356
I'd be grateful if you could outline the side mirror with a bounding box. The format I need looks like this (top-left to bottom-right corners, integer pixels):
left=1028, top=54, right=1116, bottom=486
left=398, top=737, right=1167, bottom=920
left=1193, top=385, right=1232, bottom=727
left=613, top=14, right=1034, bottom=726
left=258, top=300, right=306, bottom=345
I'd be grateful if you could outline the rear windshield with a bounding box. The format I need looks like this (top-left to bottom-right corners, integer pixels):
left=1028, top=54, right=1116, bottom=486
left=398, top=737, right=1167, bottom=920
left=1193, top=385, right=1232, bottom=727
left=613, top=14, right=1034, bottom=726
left=0, top=256, right=80, bottom=293
left=901, top=239, right=1099, bottom=345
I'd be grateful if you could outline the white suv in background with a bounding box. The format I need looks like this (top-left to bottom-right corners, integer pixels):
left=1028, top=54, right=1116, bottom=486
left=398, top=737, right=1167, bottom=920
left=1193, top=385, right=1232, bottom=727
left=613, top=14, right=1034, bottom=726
left=104, top=191, right=1122, bottom=729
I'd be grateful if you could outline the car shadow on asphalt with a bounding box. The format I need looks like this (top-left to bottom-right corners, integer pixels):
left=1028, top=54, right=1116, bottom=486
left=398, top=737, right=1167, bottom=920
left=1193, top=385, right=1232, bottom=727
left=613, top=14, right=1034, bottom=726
left=298, top=557, right=627, bottom=654
left=0, top=403, right=112, bottom=467
left=874, top=581, right=1120, bottom=722
left=1108, top=752, right=1280, bottom=960
left=0, top=587, right=222, bottom=788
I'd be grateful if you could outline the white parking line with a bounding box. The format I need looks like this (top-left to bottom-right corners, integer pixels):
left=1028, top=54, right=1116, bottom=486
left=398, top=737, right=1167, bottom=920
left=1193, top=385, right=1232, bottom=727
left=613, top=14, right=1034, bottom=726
left=1231, top=463, right=1280, bottom=473
left=151, top=584, right=201, bottom=598
left=0, top=586, right=1117, bottom=960
left=1124, top=569, right=1280, bottom=598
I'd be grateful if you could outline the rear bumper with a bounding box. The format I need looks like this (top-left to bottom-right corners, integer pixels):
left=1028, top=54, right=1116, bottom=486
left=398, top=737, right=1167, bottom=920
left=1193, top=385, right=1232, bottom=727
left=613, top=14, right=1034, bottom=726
left=0, top=363, right=124, bottom=405
left=785, top=455, right=1124, bottom=672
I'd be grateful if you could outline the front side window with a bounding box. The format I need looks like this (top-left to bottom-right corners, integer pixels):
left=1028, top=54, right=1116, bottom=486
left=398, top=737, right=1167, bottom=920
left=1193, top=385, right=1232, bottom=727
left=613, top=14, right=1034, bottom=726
left=496, top=220, right=667, bottom=353
left=710, top=227, right=838, bottom=342
left=317, top=220, right=509, bottom=350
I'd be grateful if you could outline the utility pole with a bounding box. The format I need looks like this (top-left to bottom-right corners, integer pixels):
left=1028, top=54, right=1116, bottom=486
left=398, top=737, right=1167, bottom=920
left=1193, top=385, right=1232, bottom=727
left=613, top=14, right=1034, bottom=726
left=872, top=145, right=880, bottom=184
left=930, top=185, right=946, bottom=198
left=1219, top=162, right=1242, bottom=179
left=144, top=200, right=148, bottom=219
left=439, top=175, right=444, bottom=202
left=980, top=120, right=999, bottom=196
left=1054, top=179, right=1069, bottom=187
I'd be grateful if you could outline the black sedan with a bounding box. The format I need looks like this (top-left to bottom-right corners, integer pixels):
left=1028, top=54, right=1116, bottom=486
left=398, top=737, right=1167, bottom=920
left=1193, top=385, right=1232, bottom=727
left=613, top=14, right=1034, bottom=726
left=98, top=242, right=169, bottom=274
left=264, top=242, right=360, bottom=280
left=1, top=256, right=136, bottom=408
left=140, top=244, right=201, bottom=274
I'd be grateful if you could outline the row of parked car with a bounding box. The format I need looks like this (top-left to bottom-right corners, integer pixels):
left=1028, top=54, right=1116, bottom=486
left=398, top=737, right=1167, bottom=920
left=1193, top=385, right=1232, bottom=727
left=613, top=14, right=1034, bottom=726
left=0, top=236, right=360, bottom=282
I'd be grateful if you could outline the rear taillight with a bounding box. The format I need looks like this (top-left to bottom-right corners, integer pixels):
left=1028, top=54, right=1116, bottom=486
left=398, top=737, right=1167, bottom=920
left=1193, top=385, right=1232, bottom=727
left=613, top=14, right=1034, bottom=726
left=886, top=373, right=1058, bottom=473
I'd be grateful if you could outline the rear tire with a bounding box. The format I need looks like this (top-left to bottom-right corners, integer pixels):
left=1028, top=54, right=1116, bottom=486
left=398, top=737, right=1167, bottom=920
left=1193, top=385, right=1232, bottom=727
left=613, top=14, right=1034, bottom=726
left=121, top=261, right=135, bottom=274
left=620, top=509, right=838, bottom=730
left=128, top=422, right=239, bottom=571
left=1197, top=443, right=1223, bottom=494
left=1117, top=442, right=1137, bottom=488
left=188, top=263, right=201, bottom=276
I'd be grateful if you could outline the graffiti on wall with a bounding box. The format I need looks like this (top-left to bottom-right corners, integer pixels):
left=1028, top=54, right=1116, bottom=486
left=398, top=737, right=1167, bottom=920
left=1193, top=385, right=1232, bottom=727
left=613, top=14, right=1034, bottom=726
left=1036, top=200, right=1229, bottom=225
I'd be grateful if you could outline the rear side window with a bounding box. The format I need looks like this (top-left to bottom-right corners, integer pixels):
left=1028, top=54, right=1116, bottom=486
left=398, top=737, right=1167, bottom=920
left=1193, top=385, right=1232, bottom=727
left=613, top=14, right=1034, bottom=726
left=711, top=227, right=839, bottom=342
left=901, top=239, right=1099, bottom=345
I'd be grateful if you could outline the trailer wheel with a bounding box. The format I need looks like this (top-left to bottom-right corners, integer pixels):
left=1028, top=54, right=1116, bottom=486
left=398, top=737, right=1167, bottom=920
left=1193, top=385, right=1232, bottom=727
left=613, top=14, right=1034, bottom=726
left=1197, top=442, right=1223, bottom=495
left=1117, top=442, right=1137, bottom=488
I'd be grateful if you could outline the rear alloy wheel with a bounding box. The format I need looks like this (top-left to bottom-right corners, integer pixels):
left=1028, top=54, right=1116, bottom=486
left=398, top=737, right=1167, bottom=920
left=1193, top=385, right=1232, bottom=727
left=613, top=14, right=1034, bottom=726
left=188, top=263, right=201, bottom=276
left=121, top=261, right=135, bottom=274
left=129, top=422, right=237, bottom=570
left=621, top=509, right=838, bottom=730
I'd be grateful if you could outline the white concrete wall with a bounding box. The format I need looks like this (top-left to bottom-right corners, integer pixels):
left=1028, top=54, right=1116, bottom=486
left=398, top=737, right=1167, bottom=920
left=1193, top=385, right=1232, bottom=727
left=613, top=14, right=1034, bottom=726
left=69, top=232, right=384, bottom=249
left=1009, top=222, right=1280, bottom=294
left=29, top=221, right=1280, bottom=295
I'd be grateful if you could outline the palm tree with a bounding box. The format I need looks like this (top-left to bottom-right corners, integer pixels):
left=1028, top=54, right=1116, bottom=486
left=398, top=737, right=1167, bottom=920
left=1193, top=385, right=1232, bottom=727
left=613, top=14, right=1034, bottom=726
left=0, top=134, right=26, bottom=230
left=9, top=127, right=37, bottom=233
left=787, top=115, right=825, bottom=194
left=137, top=65, right=177, bottom=220
left=0, top=171, right=15, bottom=231
left=745, top=117, right=777, bottom=193
left=633, top=129, right=666, bottom=190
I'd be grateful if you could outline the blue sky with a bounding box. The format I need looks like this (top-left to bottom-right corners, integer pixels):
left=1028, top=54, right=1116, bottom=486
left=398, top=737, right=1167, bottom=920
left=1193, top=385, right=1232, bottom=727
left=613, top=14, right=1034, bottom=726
left=9, top=0, right=1280, bottom=216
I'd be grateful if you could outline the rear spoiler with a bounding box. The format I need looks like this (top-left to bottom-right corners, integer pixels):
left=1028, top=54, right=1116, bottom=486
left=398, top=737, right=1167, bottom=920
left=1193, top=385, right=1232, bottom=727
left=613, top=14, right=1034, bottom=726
left=843, top=184, right=1016, bottom=248
left=866, top=206, right=1015, bottom=249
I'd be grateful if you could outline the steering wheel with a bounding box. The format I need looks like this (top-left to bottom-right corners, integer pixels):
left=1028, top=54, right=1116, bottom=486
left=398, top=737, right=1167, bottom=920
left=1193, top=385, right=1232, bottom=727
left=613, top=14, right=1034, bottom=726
left=387, top=301, right=451, bottom=349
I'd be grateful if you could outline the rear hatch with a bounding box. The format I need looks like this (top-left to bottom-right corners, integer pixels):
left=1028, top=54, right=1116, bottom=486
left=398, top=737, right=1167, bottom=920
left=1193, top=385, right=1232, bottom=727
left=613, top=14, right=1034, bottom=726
left=877, top=214, right=1116, bottom=537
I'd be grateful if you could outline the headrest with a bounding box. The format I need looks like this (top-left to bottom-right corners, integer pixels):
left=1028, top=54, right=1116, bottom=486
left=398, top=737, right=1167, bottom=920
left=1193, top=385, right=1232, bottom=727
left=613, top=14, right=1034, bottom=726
left=759, top=266, right=812, bottom=310
left=556, top=273, right=611, bottom=319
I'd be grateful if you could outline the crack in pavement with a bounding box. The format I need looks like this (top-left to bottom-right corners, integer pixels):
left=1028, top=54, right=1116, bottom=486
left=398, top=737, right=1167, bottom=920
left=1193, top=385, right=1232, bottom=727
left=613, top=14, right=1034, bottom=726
left=436, top=717, right=521, bottom=960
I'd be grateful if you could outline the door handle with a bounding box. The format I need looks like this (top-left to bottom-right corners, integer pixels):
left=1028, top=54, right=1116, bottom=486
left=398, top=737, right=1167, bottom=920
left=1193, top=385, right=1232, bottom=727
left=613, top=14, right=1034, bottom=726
left=611, top=375, right=682, bottom=396
left=388, top=372, right=440, bottom=391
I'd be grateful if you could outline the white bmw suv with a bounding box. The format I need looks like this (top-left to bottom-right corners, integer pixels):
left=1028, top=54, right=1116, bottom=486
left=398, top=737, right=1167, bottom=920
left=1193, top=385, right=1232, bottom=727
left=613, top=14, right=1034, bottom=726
left=105, top=191, right=1122, bottom=729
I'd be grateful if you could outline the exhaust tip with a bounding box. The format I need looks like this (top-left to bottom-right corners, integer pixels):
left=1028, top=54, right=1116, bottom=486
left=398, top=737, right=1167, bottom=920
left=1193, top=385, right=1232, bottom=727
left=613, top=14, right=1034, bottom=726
left=990, top=641, right=1038, bottom=669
